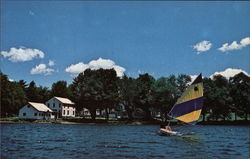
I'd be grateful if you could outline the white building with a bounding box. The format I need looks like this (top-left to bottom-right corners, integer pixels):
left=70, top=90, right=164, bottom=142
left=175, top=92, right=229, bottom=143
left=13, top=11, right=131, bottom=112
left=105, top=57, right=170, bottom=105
left=81, top=108, right=102, bottom=117
left=45, top=97, right=75, bottom=118
left=19, top=102, right=54, bottom=119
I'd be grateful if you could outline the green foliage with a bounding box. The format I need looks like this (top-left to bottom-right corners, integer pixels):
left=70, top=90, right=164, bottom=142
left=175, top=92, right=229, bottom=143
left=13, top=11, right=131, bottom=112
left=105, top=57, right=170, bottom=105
left=1, top=70, right=249, bottom=121
left=133, top=73, right=155, bottom=120
left=51, top=81, right=70, bottom=98
left=1, top=72, right=27, bottom=117
left=26, top=81, right=39, bottom=102
left=118, top=75, right=137, bottom=120
left=36, top=86, right=51, bottom=103
left=71, top=68, right=119, bottom=120
left=229, top=72, right=250, bottom=120
left=176, top=74, right=191, bottom=93
left=204, top=75, right=233, bottom=121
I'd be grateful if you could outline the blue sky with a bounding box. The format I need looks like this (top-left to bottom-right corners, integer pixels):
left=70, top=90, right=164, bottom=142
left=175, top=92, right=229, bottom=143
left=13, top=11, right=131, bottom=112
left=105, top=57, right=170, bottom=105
left=1, top=1, right=250, bottom=87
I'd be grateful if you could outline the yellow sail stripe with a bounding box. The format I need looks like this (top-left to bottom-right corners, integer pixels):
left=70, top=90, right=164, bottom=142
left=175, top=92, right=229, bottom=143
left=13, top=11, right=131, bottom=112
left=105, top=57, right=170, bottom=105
left=176, top=83, right=203, bottom=104
left=175, top=109, right=202, bottom=123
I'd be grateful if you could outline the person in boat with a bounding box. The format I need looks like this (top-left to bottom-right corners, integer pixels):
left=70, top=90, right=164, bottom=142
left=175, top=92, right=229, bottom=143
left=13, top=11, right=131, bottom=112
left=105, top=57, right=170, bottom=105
left=165, top=125, right=172, bottom=131
left=160, top=124, right=172, bottom=131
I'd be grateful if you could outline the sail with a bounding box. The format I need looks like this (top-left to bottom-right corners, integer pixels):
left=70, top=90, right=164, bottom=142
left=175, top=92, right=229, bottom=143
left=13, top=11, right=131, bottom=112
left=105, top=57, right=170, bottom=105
left=168, top=74, right=203, bottom=125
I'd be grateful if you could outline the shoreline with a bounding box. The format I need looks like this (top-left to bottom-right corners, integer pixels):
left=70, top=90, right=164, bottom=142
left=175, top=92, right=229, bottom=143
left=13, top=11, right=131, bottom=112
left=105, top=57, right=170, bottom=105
left=1, top=118, right=250, bottom=126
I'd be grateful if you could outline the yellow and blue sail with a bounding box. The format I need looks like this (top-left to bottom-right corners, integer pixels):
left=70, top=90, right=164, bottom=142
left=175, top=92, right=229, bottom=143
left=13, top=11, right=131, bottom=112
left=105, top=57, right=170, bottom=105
left=168, top=74, right=203, bottom=125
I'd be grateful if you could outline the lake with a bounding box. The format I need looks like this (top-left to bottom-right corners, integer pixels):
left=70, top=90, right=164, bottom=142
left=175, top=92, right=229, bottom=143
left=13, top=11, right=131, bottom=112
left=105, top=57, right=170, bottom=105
left=1, top=123, right=249, bottom=159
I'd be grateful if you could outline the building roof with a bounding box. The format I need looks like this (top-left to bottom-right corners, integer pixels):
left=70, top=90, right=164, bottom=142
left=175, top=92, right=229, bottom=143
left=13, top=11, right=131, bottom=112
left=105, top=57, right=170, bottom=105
left=28, top=102, right=53, bottom=112
left=54, top=96, right=75, bottom=105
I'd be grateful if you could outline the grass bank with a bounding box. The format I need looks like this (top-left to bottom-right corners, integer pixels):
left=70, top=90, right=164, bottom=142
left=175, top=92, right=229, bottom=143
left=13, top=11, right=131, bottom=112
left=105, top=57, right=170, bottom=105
left=1, top=117, right=249, bottom=125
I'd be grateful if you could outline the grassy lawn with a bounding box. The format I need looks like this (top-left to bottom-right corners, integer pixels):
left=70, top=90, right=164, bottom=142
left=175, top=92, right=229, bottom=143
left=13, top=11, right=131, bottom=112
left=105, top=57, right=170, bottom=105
left=1, top=115, right=249, bottom=125
left=0, top=117, right=20, bottom=122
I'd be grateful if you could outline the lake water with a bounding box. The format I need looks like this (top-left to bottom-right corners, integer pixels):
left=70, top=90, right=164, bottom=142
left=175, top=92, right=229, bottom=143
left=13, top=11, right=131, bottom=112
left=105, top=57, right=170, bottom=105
left=1, top=123, right=249, bottom=159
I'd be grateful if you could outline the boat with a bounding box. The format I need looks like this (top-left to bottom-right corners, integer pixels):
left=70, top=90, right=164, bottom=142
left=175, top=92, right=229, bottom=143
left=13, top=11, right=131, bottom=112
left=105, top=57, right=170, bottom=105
left=160, top=73, right=204, bottom=136
left=159, top=128, right=178, bottom=136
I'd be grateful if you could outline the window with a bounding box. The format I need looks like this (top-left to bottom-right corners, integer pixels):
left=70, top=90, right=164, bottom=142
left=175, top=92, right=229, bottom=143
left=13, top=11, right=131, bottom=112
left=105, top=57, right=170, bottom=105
left=59, top=103, right=61, bottom=108
left=27, top=105, right=30, bottom=108
left=23, top=113, right=26, bottom=116
left=34, top=113, right=37, bottom=116
left=194, top=86, right=199, bottom=91
left=67, top=110, right=69, bottom=115
left=53, top=103, right=55, bottom=107
left=47, top=103, right=50, bottom=107
left=63, top=110, right=65, bottom=115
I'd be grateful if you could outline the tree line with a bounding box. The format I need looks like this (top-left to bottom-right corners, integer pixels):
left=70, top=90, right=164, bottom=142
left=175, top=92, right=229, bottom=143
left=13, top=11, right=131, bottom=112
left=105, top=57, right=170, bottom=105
left=1, top=69, right=249, bottom=121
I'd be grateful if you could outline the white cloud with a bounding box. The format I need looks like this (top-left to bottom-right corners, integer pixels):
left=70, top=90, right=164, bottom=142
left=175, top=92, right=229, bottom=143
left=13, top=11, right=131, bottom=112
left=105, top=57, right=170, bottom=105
left=65, top=62, right=89, bottom=75
left=88, top=58, right=115, bottom=70
left=30, top=64, right=54, bottom=75
left=1, top=47, right=44, bottom=62
left=218, top=37, right=250, bottom=52
left=113, top=65, right=126, bottom=77
left=193, top=40, right=212, bottom=54
left=210, top=68, right=249, bottom=79
left=188, top=74, right=205, bottom=85
left=65, top=58, right=126, bottom=77
left=189, top=75, right=198, bottom=83
left=48, top=60, right=55, bottom=66
left=8, top=78, right=14, bottom=82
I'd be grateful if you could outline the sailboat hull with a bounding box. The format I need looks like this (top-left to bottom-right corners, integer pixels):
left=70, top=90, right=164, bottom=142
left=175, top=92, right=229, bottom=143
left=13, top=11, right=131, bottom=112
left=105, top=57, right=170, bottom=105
left=160, top=128, right=178, bottom=136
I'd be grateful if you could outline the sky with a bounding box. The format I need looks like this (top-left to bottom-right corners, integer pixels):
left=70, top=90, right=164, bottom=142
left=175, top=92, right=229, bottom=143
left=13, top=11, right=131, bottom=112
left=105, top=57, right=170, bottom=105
left=1, top=1, right=250, bottom=87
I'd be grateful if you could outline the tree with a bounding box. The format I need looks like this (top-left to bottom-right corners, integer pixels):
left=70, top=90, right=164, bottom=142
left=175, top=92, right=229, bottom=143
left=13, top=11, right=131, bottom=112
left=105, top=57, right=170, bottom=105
left=0, top=72, right=27, bottom=117
left=176, top=74, right=191, bottom=93
left=152, top=77, right=173, bottom=121
left=9, top=82, right=27, bottom=115
left=118, top=75, right=137, bottom=120
left=209, top=75, right=232, bottom=121
left=18, top=80, right=28, bottom=90
left=133, top=73, right=155, bottom=121
left=71, top=73, right=89, bottom=115
left=51, top=81, right=70, bottom=98
left=71, top=69, right=119, bottom=120
left=203, top=77, right=215, bottom=121
left=36, top=86, right=51, bottom=103
left=26, top=81, right=40, bottom=102
left=229, top=72, right=250, bottom=120
left=98, top=69, right=119, bottom=120
left=1, top=72, right=12, bottom=117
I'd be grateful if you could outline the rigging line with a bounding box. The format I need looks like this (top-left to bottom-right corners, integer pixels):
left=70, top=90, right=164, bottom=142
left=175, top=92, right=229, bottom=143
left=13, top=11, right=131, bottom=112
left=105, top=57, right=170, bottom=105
left=167, top=120, right=170, bottom=126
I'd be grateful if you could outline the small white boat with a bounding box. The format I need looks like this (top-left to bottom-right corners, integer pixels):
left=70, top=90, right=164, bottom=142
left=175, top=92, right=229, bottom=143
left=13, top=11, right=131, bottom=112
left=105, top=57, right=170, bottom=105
left=160, top=128, right=178, bottom=136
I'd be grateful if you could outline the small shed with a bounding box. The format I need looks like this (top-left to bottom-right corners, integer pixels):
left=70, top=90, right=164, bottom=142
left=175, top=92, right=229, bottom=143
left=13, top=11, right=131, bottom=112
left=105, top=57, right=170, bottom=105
left=19, top=102, right=54, bottom=119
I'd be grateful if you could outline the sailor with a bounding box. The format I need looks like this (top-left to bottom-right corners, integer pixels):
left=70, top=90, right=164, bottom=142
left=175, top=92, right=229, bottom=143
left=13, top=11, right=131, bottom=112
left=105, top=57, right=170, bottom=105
left=165, top=125, right=172, bottom=131
left=160, top=124, right=172, bottom=131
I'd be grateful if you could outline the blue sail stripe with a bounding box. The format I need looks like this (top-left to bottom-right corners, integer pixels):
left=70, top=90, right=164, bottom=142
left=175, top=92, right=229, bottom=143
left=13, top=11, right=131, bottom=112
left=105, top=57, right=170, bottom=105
left=169, top=96, right=203, bottom=118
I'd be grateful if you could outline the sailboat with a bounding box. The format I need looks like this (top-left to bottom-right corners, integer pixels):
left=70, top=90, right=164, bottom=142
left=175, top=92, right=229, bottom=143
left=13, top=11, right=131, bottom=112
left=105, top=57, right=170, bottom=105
left=160, top=73, right=204, bottom=135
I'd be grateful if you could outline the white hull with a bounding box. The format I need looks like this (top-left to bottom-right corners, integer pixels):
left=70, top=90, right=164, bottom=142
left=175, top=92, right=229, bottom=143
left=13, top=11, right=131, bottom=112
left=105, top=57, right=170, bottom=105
left=160, top=128, right=178, bottom=136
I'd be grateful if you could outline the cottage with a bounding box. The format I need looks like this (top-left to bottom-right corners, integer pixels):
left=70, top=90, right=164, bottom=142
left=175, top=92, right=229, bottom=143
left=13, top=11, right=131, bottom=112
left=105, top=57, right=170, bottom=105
left=45, top=97, right=75, bottom=118
left=19, top=102, right=54, bottom=119
left=81, top=108, right=102, bottom=117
